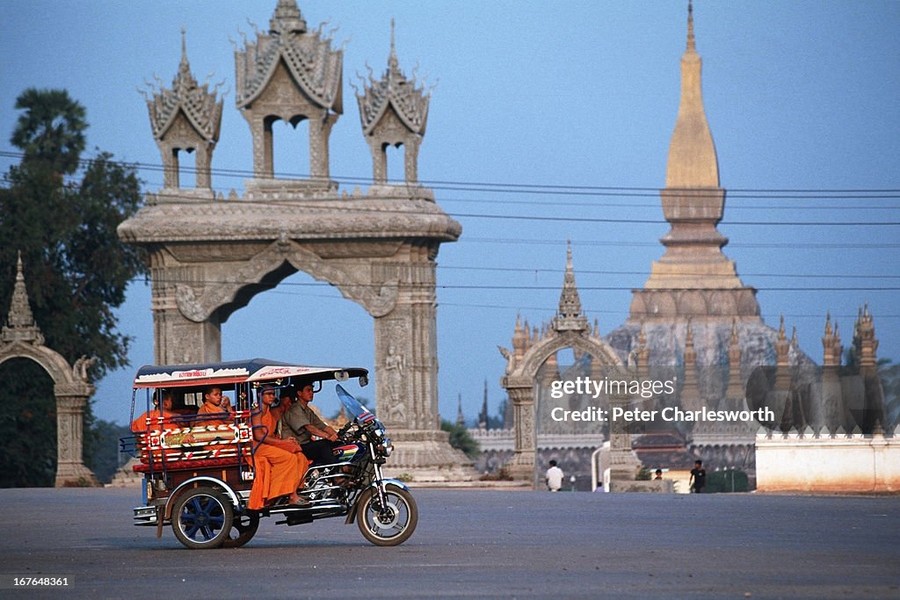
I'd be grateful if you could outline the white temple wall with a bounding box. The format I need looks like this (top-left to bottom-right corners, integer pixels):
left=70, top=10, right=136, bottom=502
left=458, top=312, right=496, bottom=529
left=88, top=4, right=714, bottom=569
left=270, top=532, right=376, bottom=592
left=756, top=430, right=899, bottom=493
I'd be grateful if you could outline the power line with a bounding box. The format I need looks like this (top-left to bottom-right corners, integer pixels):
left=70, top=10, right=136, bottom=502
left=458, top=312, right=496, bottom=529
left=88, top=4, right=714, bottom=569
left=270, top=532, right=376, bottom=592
left=3, top=149, right=900, bottom=202
left=438, top=265, right=900, bottom=279
left=114, top=187, right=900, bottom=227
left=133, top=275, right=900, bottom=293
left=460, top=236, right=900, bottom=250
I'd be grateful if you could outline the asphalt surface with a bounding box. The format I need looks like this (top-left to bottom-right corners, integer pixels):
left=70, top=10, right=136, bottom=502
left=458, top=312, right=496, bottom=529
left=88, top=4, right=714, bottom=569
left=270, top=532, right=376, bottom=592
left=0, top=487, right=897, bottom=599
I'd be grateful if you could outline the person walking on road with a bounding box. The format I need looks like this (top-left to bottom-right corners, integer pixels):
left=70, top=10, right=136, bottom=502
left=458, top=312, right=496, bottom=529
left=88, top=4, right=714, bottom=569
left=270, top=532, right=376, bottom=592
left=545, top=460, right=564, bottom=492
left=690, top=460, right=707, bottom=493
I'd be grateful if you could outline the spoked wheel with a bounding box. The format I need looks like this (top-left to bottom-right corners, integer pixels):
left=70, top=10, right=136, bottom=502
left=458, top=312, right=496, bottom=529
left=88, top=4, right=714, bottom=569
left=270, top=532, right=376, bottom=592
left=222, top=511, right=260, bottom=548
left=356, top=486, right=418, bottom=546
left=171, top=487, right=234, bottom=549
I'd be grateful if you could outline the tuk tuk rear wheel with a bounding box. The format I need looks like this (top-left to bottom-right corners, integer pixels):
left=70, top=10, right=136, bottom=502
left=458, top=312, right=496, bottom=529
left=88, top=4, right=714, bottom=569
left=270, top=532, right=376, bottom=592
left=171, top=487, right=234, bottom=550
left=222, top=511, right=260, bottom=548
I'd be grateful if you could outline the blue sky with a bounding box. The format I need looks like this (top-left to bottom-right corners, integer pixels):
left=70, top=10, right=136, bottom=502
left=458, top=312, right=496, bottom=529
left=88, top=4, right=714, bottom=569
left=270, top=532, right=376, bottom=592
left=1, top=1, right=898, bottom=426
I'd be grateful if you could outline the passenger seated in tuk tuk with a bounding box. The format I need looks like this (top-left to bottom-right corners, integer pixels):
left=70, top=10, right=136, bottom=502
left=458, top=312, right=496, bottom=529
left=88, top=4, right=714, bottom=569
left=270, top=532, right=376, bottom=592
left=195, top=386, right=234, bottom=426
left=248, top=385, right=311, bottom=510
left=131, top=390, right=177, bottom=433
left=281, top=383, right=342, bottom=466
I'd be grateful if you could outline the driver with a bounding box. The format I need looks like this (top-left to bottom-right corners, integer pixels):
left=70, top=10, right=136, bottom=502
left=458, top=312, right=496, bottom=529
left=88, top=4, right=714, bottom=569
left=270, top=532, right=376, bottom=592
left=280, top=383, right=342, bottom=466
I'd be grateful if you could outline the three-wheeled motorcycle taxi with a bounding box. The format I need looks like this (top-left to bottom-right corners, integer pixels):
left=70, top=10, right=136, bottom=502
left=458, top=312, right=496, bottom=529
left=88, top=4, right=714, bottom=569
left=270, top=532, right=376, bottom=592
left=122, top=358, right=417, bottom=549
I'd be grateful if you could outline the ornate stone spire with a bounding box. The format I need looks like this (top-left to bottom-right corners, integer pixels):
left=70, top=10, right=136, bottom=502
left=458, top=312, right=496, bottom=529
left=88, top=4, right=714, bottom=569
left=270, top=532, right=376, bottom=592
left=357, top=19, right=430, bottom=184
left=146, top=29, right=223, bottom=145
left=552, top=243, right=588, bottom=332
left=666, top=0, right=718, bottom=188
left=144, top=29, right=223, bottom=192
left=235, top=0, right=343, bottom=185
left=357, top=19, right=429, bottom=138
left=629, top=2, right=760, bottom=321
left=235, top=0, right=342, bottom=113
left=822, top=313, right=842, bottom=368
left=1, top=252, right=45, bottom=345
left=775, top=315, right=792, bottom=392
left=853, top=304, right=878, bottom=374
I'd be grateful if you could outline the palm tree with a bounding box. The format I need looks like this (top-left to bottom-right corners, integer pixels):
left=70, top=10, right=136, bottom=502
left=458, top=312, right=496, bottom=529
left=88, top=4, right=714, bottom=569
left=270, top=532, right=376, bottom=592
left=11, top=88, right=87, bottom=176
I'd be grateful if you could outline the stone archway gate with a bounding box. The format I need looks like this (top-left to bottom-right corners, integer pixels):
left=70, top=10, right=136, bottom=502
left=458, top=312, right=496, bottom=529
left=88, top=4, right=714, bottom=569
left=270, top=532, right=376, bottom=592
left=119, top=2, right=473, bottom=480
left=0, top=255, right=98, bottom=487
left=499, top=247, right=640, bottom=485
left=118, top=188, right=471, bottom=477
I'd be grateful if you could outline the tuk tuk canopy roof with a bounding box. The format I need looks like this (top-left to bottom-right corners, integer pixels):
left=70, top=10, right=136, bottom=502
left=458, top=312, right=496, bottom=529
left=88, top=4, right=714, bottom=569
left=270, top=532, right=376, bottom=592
left=133, top=358, right=368, bottom=389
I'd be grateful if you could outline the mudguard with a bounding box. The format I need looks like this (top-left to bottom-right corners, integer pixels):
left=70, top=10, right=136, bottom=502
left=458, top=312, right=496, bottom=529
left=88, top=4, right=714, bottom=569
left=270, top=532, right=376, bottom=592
left=163, top=475, right=242, bottom=522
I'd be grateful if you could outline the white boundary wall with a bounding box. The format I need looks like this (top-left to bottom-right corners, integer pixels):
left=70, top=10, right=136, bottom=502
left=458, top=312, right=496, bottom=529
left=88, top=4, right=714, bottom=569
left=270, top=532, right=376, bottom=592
left=756, top=428, right=899, bottom=493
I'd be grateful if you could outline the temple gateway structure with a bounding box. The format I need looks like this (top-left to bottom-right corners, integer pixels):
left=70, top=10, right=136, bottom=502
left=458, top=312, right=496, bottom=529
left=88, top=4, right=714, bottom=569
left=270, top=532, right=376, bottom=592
left=118, top=0, right=471, bottom=480
left=0, top=254, right=98, bottom=487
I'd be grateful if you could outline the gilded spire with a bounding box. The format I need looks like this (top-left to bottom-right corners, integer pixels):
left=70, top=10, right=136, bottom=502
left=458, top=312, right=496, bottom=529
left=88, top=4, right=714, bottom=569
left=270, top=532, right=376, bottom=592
left=687, top=0, right=696, bottom=53
left=665, top=1, right=719, bottom=188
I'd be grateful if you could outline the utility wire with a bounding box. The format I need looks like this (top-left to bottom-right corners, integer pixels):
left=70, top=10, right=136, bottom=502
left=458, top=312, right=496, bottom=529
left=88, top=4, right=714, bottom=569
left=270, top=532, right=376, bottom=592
left=2, top=149, right=899, bottom=200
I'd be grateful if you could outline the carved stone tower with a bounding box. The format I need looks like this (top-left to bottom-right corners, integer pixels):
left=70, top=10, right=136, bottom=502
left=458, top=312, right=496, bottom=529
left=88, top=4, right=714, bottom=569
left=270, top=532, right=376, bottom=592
left=235, top=0, right=343, bottom=191
left=145, top=31, right=223, bottom=198
left=629, top=2, right=760, bottom=321
left=357, top=20, right=429, bottom=185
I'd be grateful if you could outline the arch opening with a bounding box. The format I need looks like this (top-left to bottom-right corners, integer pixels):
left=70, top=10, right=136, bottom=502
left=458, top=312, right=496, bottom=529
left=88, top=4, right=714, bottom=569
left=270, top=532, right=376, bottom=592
left=0, top=358, right=57, bottom=487
left=220, top=268, right=374, bottom=418
left=268, top=116, right=310, bottom=178
left=383, top=142, right=405, bottom=184
left=171, top=146, right=197, bottom=188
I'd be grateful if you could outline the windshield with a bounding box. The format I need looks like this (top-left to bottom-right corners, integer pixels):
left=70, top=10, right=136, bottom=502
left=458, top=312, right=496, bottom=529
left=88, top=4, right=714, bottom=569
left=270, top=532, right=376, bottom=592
left=336, top=384, right=374, bottom=422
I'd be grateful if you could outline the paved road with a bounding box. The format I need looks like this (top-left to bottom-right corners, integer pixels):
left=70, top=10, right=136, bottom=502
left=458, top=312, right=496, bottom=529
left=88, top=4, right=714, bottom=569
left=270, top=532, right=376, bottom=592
left=0, top=487, right=897, bottom=599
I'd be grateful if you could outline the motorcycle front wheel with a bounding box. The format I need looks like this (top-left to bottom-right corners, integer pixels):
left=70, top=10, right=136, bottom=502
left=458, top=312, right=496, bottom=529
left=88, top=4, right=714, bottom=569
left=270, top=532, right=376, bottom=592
left=356, top=486, right=418, bottom=546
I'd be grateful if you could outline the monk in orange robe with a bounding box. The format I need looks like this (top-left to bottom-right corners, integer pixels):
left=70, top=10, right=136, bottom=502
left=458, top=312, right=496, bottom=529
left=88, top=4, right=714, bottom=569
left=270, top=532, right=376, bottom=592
left=131, top=390, right=177, bottom=432
left=195, top=386, right=234, bottom=426
left=248, top=386, right=310, bottom=510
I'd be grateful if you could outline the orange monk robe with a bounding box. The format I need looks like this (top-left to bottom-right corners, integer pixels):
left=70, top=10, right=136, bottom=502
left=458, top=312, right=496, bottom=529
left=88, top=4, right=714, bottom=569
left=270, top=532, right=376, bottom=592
left=195, top=402, right=233, bottom=426
left=130, top=408, right=176, bottom=433
left=248, top=408, right=309, bottom=510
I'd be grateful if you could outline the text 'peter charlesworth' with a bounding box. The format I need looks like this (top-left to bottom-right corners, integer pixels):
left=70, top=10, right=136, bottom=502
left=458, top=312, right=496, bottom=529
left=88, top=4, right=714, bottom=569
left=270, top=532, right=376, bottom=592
left=550, top=405, right=776, bottom=423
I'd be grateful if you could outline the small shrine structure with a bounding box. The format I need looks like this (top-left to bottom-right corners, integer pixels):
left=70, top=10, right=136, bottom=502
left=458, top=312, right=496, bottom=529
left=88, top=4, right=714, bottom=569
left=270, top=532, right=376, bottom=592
left=0, top=254, right=98, bottom=486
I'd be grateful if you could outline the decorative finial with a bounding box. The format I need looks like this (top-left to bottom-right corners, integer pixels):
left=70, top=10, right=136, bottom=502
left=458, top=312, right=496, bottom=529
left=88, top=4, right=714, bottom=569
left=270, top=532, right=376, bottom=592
left=387, top=18, right=400, bottom=74
left=2, top=250, right=45, bottom=345
left=687, top=1, right=696, bottom=53
left=390, top=18, right=396, bottom=56
left=551, top=243, right=588, bottom=332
